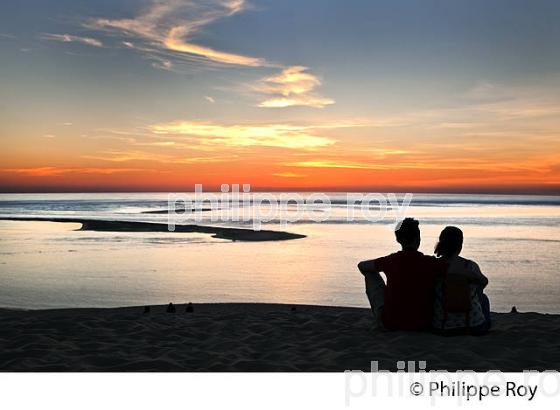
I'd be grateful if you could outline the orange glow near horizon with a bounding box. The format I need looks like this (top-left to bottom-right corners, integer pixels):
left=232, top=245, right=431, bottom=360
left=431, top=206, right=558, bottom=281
left=1, top=0, right=560, bottom=194
left=2, top=115, right=560, bottom=193
left=1, top=148, right=559, bottom=193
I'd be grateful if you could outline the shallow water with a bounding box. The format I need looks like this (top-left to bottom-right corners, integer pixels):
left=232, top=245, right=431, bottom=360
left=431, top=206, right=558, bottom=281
left=1, top=193, right=559, bottom=312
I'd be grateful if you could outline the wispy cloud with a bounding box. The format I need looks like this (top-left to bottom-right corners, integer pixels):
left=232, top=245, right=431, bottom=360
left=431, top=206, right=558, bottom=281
left=285, top=151, right=560, bottom=174
left=152, top=59, right=173, bottom=70
left=89, top=0, right=265, bottom=67
left=2, top=167, right=142, bottom=177
left=273, top=172, right=307, bottom=178
left=41, top=33, right=103, bottom=47
left=287, top=160, right=389, bottom=170
left=463, top=80, right=560, bottom=120
left=81, top=0, right=334, bottom=107
left=163, top=25, right=264, bottom=66
left=255, top=66, right=334, bottom=108
left=82, top=150, right=238, bottom=164
left=474, top=100, right=560, bottom=120
left=150, top=120, right=336, bottom=149
left=464, top=81, right=513, bottom=103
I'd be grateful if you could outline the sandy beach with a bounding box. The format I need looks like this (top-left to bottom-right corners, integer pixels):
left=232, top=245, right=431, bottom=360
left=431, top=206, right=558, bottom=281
left=1, top=303, right=559, bottom=372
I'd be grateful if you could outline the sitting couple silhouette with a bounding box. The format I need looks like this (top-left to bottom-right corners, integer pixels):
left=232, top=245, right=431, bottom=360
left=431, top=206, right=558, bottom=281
left=358, top=218, right=491, bottom=335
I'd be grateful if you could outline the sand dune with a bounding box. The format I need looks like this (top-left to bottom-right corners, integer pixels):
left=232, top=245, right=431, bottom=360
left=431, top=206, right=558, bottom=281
left=1, top=303, right=558, bottom=372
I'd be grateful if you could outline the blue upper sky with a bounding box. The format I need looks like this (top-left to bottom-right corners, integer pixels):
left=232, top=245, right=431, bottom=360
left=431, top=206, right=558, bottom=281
left=1, top=0, right=559, bottom=117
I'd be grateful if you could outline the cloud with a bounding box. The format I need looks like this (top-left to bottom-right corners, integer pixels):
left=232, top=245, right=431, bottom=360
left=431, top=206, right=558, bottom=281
left=41, top=33, right=103, bottom=47
left=81, top=0, right=334, bottom=107
left=462, top=80, right=560, bottom=120
left=3, top=167, right=142, bottom=177
left=152, top=59, right=173, bottom=70
left=258, top=95, right=334, bottom=108
left=464, top=82, right=513, bottom=103
left=89, top=0, right=265, bottom=67
left=257, top=66, right=321, bottom=95
left=205, top=96, right=216, bottom=103
left=286, top=160, right=389, bottom=170
left=285, top=151, right=560, bottom=173
left=82, top=150, right=238, bottom=164
left=273, top=172, right=307, bottom=178
left=163, top=26, right=265, bottom=66
left=474, top=101, right=560, bottom=119
left=255, top=66, right=334, bottom=108
left=150, top=120, right=336, bottom=149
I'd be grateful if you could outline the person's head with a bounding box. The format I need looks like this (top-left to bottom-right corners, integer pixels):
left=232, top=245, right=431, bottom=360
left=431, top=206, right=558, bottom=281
left=435, top=226, right=463, bottom=257
left=395, top=218, right=420, bottom=250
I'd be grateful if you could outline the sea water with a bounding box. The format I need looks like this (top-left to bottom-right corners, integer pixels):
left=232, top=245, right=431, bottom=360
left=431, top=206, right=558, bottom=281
left=0, top=193, right=559, bottom=312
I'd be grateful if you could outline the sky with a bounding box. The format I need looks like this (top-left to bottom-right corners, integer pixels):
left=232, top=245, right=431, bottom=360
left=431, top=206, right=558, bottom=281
left=0, top=0, right=559, bottom=193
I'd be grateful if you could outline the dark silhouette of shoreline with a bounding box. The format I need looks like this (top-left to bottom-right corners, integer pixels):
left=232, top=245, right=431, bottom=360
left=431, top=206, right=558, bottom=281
left=141, top=208, right=213, bottom=214
left=0, top=217, right=305, bottom=242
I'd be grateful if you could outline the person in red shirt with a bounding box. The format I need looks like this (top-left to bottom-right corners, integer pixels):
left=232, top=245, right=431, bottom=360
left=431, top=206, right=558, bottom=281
left=358, top=218, right=448, bottom=331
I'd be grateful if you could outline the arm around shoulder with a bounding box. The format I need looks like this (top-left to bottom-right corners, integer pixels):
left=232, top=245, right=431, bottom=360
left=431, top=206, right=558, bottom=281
left=469, top=261, right=489, bottom=288
left=358, top=259, right=378, bottom=275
